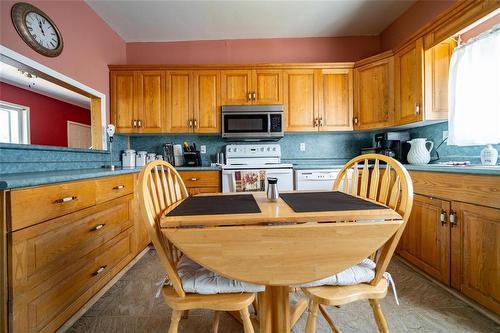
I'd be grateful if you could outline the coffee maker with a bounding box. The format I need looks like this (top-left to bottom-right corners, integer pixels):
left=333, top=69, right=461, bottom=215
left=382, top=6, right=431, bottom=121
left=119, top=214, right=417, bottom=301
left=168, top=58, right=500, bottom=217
left=362, top=132, right=410, bottom=163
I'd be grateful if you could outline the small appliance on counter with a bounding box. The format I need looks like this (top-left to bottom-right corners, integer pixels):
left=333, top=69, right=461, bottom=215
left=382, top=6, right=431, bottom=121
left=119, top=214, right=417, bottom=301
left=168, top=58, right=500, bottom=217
left=182, top=142, right=202, bottom=167
left=146, top=153, right=157, bottom=164
left=136, top=151, right=147, bottom=167
left=122, top=149, right=136, bottom=168
left=163, top=143, right=175, bottom=165
left=362, top=131, right=410, bottom=163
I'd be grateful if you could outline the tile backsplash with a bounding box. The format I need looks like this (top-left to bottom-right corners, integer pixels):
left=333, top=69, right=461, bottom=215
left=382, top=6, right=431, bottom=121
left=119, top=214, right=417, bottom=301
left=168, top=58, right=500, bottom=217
left=129, top=131, right=373, bottom=165
left=397, top=122, right=500, bottom=164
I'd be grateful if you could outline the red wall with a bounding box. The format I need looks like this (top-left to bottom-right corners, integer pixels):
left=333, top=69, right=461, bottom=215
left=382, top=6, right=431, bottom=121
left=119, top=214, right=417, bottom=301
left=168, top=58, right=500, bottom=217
left=380, top=0, right=457, bottom=51
left=0, top=0, right=127, bottom=121
left=126, top=36, right=381, bottom=64
left=0, top=82, right=91, bottom=147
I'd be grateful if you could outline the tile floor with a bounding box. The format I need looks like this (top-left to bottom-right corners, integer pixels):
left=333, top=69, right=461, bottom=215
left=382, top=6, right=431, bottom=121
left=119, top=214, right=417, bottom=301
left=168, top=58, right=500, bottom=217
left=69, top=249, right=499, bottom=333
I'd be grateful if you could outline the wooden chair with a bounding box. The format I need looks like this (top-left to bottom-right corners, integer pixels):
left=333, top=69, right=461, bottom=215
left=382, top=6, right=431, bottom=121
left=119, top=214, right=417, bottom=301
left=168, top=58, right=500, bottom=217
left=302, top=154, right=414, bottom=333
left=137, top=161, right=256, bottom=333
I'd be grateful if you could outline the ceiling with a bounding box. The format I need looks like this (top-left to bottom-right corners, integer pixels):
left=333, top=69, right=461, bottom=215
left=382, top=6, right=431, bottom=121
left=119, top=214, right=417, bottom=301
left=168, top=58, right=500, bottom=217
left=0, top=61, right=90, bottom=109
left=86, top=0, right=416, bottom=42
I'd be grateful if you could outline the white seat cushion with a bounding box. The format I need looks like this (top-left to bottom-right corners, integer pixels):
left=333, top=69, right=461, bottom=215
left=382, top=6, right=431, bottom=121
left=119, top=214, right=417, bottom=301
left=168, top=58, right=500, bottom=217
left=176, top=255, right=265, bottom=294
left=296, top=258, right=389, bottom=288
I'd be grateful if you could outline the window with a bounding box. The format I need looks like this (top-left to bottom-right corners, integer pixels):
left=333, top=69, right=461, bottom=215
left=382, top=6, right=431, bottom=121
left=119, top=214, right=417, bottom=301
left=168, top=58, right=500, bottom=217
left=0, top=101, right=30, bottom=144
left=448, top=24, right=500, bottom=146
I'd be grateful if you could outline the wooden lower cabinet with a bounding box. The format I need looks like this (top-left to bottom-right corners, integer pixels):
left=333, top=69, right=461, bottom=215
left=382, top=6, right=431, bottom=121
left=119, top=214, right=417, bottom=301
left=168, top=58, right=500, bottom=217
left=451, top=202, right=500, bottom=314
left=398, top=171, right=500, bottom=315
left=5, top=174, right=150, bottom=332
left=178, top=170, right=221, bottom=195
left=398, top=194, right=450, bottom=284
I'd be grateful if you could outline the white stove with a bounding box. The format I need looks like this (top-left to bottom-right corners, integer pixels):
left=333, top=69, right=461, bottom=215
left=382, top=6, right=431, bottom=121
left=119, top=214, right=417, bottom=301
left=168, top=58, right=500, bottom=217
left=221, top=144, right=294, bottom=192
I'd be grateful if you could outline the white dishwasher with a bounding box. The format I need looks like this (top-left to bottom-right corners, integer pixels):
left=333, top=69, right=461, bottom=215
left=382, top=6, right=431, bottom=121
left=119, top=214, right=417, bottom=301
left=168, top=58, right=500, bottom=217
left=294, top=169, right=351, bottom=191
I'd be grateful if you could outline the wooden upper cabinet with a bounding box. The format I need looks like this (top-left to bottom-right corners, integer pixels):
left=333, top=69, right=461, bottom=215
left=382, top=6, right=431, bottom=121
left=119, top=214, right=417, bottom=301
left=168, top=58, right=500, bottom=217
left=354, top=56, right=394, bottom=130
left=451, top=202, right=500, bottom=314
left=193, top=70, right=220, bottom=133
left=395, top=38, right=424, bottom=125
left=111, top=71, right=136, bottom=132
left=319, top=69, right=353, bottom=131
left=135, top=71, right=165, bottom=133
left=253, top=70, right=283, bottom=104
left=424, top=38, right=457, bottom=120
left=398, top=194, right=451, bottom=285
left=221, top=70, right=253, bottom=105
left=284, top=69, right=318, bottom=132
left=165, top=71, right=193, bottom=133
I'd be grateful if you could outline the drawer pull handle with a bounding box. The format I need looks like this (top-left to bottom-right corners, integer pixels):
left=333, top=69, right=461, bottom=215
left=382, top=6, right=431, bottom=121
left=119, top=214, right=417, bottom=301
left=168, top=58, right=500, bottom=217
left=91, top=224, right=105, bottom=231
left=190, top=178, right=198, bottom=181
left=54, top=196, right=77, bottom=204
left=113, top=185, right=125, bottom=190
left=93, top=265, right=107, bottom=276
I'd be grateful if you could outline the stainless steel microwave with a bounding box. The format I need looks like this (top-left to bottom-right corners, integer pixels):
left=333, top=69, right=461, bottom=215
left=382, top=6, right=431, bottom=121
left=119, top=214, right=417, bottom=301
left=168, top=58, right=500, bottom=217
left=221, top=105, right=284, bottom=140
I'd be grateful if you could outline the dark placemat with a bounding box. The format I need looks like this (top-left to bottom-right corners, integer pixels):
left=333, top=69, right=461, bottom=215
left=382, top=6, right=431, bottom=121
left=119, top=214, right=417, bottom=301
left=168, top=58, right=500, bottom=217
left=280, top=191, right=386, bottom=213
left=166, top=194, right=261, bottom=216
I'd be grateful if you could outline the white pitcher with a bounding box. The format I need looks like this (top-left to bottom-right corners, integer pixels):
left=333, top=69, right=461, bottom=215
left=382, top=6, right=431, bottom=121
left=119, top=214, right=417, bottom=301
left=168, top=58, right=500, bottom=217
left=407, top=138, right=434, bottom=164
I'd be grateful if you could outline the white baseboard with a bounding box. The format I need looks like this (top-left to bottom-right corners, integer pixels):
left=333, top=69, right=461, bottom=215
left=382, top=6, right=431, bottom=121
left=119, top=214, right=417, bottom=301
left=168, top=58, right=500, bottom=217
left=56, top=246, right=152, bottom=333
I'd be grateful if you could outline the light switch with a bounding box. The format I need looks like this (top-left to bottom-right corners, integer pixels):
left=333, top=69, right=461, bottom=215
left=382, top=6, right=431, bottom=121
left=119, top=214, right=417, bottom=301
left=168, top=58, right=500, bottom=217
left=300, top=143, right=306, bottom=151
left=200, top=145, right=206, bottom=154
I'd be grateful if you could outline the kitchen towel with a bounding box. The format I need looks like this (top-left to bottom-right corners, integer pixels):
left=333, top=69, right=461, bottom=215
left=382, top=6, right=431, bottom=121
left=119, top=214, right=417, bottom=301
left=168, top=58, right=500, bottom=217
left=233, top=170, right=266, bottom=192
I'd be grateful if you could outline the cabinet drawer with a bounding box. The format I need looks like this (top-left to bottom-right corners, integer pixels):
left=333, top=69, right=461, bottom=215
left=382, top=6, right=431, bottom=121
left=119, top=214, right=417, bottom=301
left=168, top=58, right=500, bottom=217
left=179, top=170, right=220, bottom=188
left=95, top=174, right=134, bottom=203
left=10, top=180, right=96, bottom=231
left=12, top=229, right=134, bottom=333
left=187, top=187, right=220, bottom=196
left=11, top=195, right=133, bottom=293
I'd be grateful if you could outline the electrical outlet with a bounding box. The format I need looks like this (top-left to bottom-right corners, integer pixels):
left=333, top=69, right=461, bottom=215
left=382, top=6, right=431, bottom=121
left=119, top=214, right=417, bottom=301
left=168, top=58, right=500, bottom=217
left=200, top=145, right=206, bottom=154
left=300, top=143, right=306, bottom=151
left=443, top=131, right=448, bottom=140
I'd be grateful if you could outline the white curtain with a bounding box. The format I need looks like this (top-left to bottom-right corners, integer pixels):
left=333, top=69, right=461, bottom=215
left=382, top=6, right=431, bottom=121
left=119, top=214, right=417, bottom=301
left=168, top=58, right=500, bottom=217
left=448, top=25, right=500, bottom=146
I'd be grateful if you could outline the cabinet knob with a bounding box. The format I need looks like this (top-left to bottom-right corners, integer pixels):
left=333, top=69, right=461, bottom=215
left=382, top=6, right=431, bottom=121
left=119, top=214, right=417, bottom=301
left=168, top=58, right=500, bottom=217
left=449, top=209, right=457, bottom=227
left=54, top=196, right=78, bottom=204
left=319, top=117, right=324, bottom=127
left=313, top=118, right=318, bottom=127
left=92, top=265, right=107, bottom=276
left=247, top=92, right=252, bottom=102
left=252, top=91, right=256, bottom=101
left=91, top=223, right=105, bottom=232
left=189, top=119, right=193, bottom=128
left=132, top=120, right=137, bottom=128
left=113, top=185, right=125, bottom=190
left=415, top=103, right=421, bottom=115
left=137, top=119, right=142, bottom=128
left=193, top=119, right=198, bottom=128
left=190, top=178, right=198, bottom=181
left=440, top=209, right=447, bottom=225
left=353, top=117, right=359, bottom=126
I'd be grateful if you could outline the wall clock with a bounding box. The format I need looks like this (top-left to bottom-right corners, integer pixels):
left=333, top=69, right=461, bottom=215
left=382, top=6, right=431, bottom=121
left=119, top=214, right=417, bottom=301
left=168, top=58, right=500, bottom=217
left=11, top=2, right=63, bottom=57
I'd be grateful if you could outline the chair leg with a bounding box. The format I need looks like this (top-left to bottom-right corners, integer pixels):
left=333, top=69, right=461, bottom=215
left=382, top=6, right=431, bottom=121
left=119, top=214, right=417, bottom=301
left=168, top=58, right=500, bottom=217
left=319, top=304, right=341, bottom=333
left=305, top=299, right=319, bottom=333
left=168, top=310, right=183, bottom=333
left=252, top=298, right=258, bottom=316
left=369, top=299, right=389, bottom=333
left=212, top=311, right=221, bottom=333
left=239, top=307, right=254, bottom=333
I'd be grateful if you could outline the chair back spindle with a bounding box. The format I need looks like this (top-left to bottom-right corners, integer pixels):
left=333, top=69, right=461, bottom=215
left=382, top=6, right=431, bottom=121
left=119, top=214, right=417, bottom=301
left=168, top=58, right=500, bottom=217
left=137, top=161, right=189, bottom=297
left=333, top=154, right=414, bottom=285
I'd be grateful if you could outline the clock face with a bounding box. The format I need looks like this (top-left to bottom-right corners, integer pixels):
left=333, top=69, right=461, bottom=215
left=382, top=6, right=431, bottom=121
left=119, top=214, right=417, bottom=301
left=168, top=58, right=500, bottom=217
left=25, top=12, right=60, bottom=50
left=11, top=3, right=63, bottom=57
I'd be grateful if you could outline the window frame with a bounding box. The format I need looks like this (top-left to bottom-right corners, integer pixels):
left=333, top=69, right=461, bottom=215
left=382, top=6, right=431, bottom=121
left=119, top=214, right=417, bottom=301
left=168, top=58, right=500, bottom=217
left=0, top=101, right=30, bottom=144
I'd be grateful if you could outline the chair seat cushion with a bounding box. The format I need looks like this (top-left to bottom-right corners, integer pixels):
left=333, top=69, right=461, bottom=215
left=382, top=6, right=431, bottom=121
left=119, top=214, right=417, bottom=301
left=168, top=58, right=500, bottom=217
left=176, top=255, right=265, bottom=294
left=296, top=258, right=386, bottom=288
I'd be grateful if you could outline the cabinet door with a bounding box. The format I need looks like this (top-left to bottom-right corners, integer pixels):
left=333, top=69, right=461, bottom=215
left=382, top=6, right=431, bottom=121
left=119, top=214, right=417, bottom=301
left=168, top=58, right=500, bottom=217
left=165, top=71, right=193, bottom=133
left=253, top=70, right=283, bottom=104
left=111, top=71, right=136, bottom=132
left=398, top=194, right=451, bottom=284
left=424, top=38, right=456, bottom=120
left=395, top=38, right=424, bottom=125
left=451, top=202, right=499, bottom=314
left=221, top=70, right=252, bottom=105
left=353, top=57, right=394, bottom=130
left=135, top=71, right=165, bottom=133
left=284, top=69, right=319, bottom=132
left=193, top=71, right=220, bottom=133
left=319, top=69, right=353, bottom=131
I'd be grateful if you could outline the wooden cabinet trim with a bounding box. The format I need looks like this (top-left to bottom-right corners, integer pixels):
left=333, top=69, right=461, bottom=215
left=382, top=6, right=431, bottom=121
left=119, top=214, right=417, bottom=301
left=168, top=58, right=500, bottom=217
left=319, top=68, right=353, bottom=131
left=193, top=70, right=221, bottom=133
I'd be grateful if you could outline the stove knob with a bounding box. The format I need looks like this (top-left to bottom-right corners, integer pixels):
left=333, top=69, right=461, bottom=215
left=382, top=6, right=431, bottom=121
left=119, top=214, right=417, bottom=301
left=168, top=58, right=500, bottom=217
left=260, top=147, right=264, bottom=152
left=272, top=147, right=277, bottom=151
left=267, top=147, right=271, bottom=151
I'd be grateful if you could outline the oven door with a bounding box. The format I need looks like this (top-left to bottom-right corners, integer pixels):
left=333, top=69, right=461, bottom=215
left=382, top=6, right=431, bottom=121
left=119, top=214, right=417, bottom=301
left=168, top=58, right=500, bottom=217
left=222, top=168, right=293, bottom=193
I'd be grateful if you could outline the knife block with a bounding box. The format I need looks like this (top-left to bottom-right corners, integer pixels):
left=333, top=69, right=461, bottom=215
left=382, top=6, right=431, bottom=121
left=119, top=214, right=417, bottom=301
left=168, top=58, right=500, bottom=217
left=183, top=151, right=202, bottom=167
